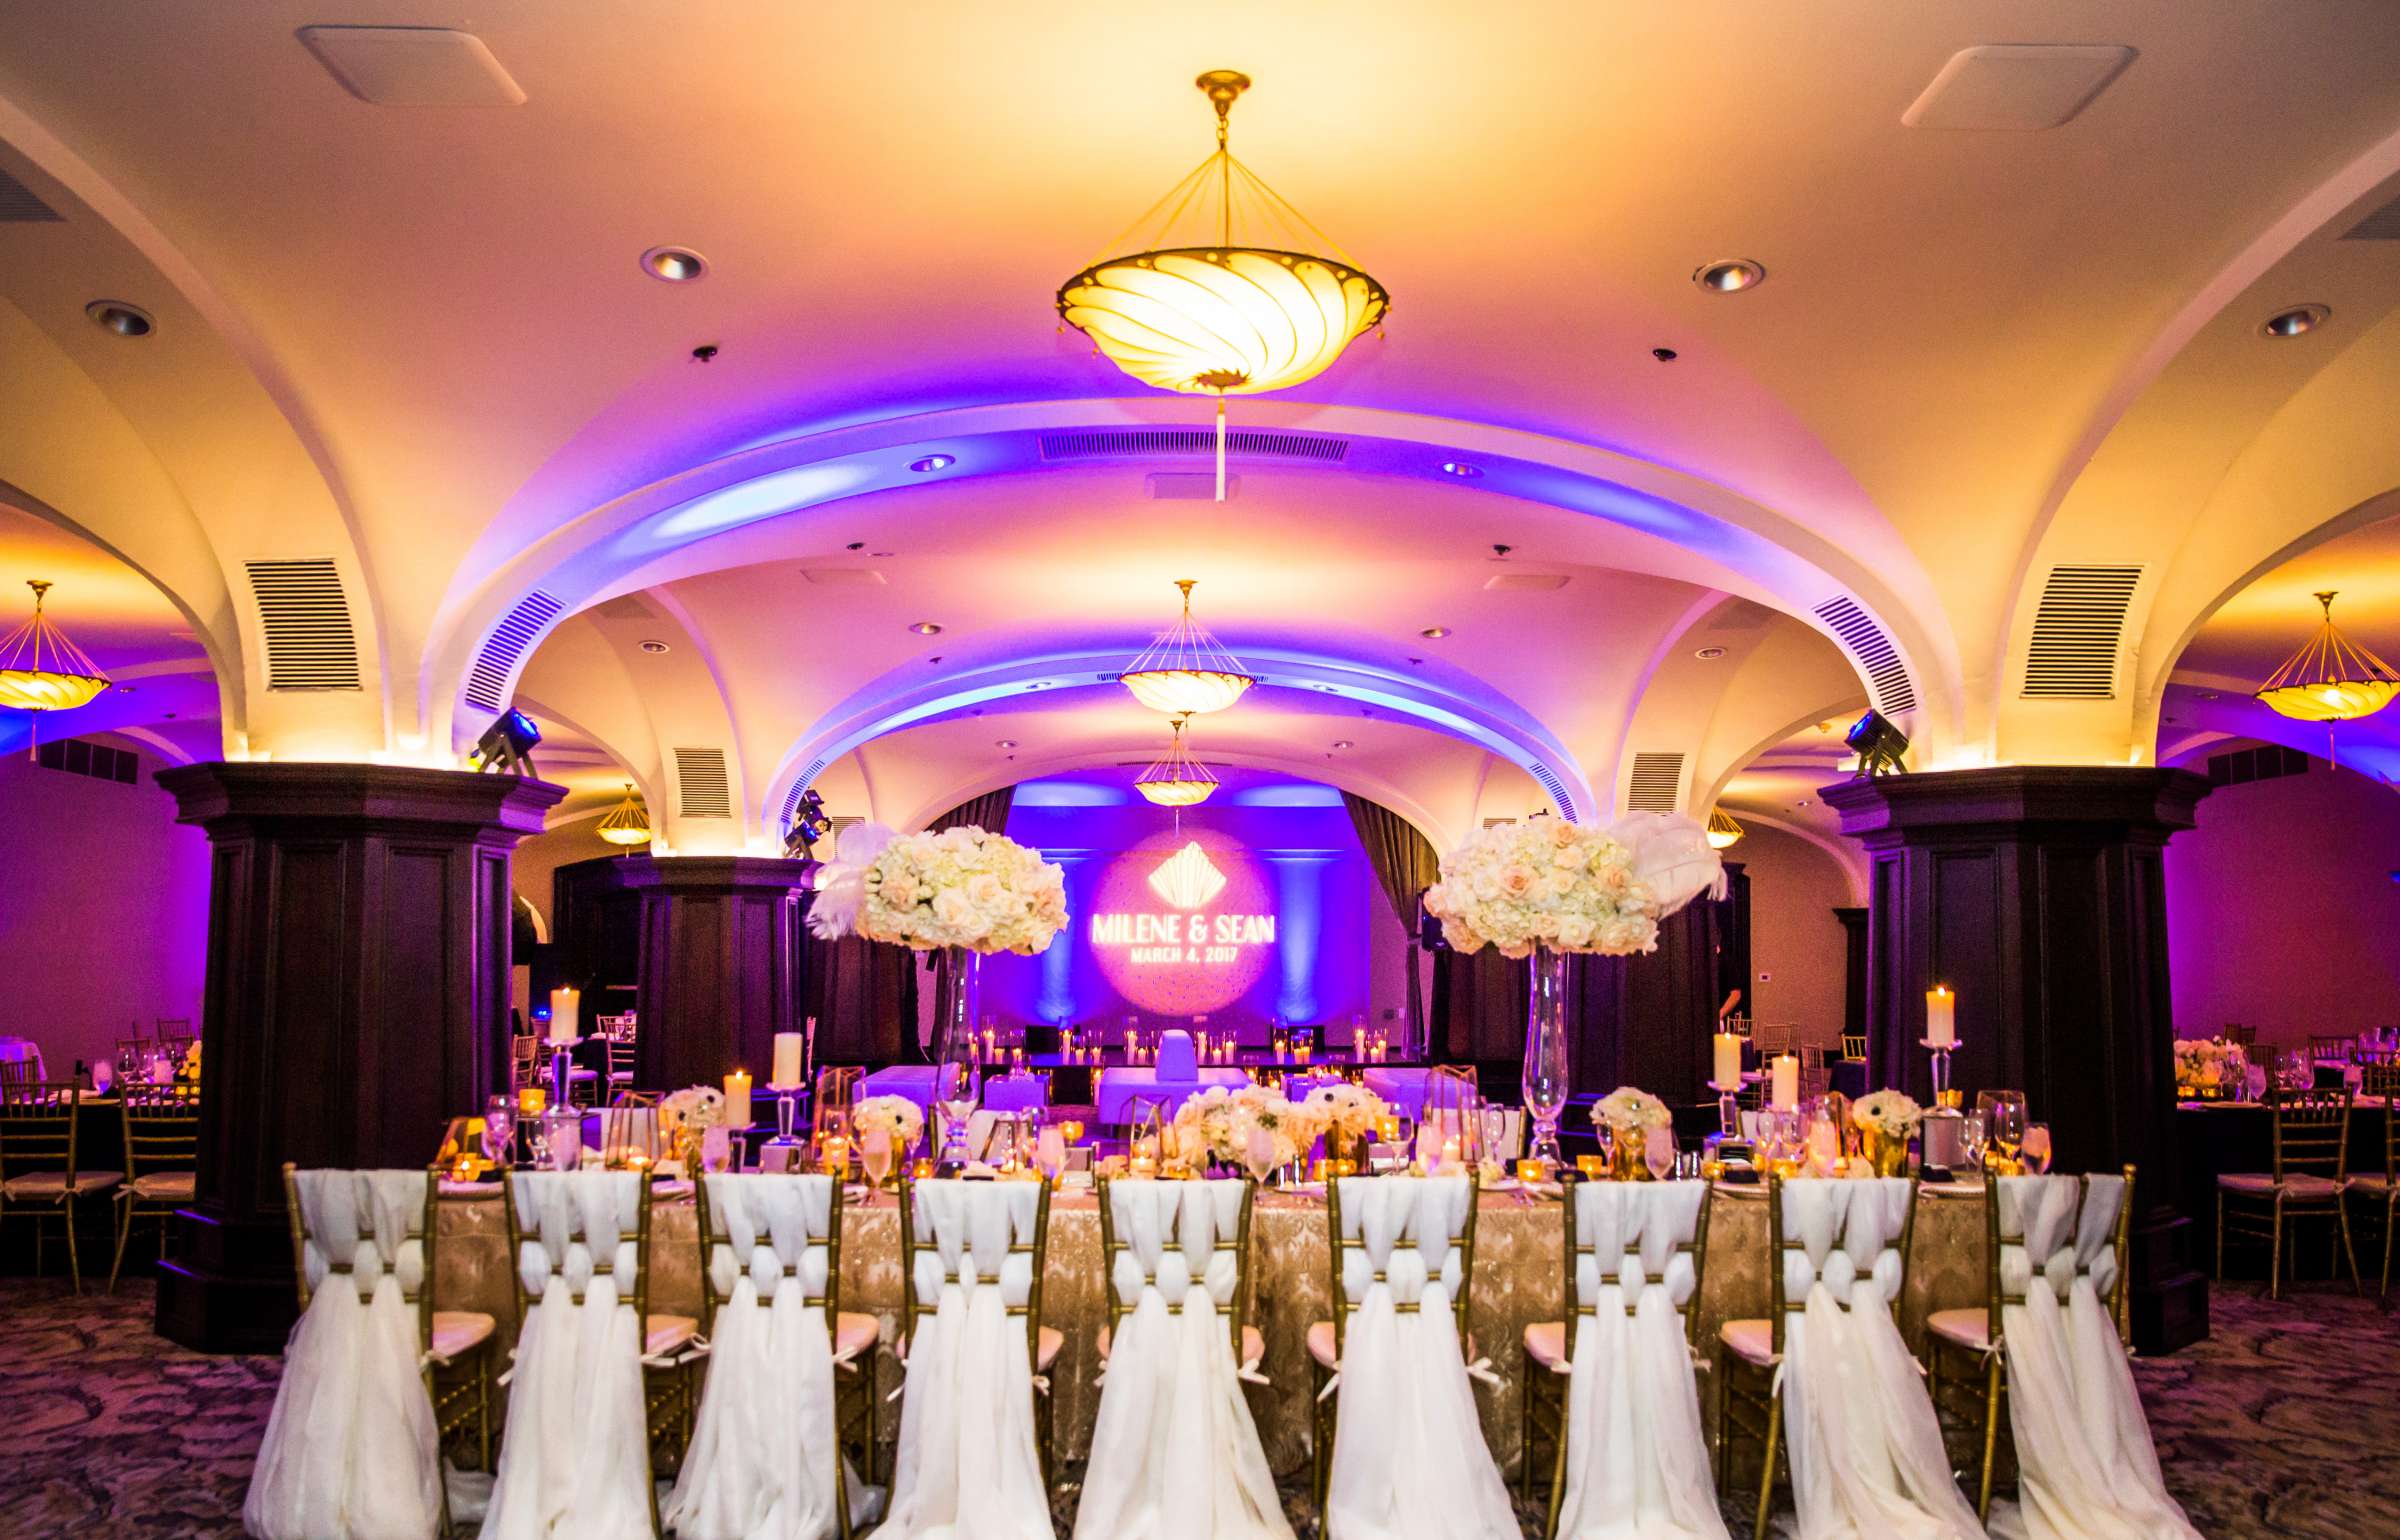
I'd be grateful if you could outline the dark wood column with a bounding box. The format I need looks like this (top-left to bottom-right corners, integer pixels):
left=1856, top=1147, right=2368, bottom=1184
left=1821, top=765, right=2211, bottom=1353
left=1833, top=906, right=1868, bottom=1038
left=153, top=762, right=563, bottom=1351
left=618, top=855, right=811, bottom=1093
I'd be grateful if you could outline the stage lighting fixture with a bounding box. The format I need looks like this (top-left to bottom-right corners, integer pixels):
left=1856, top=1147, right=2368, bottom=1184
left=785, top=788, right=832, bottom=856
left=471, top=708, right=542, bottom=776
left=1845, top=709, right=1910, bottom=777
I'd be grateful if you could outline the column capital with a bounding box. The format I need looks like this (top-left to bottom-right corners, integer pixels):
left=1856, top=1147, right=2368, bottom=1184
left=1822, top=764, right=2209, bottom=846
left=611, top=852, right=815, bottom=894
left=156, top=760, right=565, bottom=835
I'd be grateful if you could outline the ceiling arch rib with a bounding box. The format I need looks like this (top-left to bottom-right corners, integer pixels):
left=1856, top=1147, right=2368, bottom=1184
left=423, top=398, right=1942, bottom=762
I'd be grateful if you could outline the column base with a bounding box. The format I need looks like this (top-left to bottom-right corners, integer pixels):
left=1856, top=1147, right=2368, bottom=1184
left=152, top=1205, right=297, bottom=1353
left=2129, top=1206, right=2209, bottom=1355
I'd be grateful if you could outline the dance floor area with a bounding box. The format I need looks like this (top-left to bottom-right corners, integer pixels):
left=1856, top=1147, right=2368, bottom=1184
left=5, top=1280, right=2393, bottom=1540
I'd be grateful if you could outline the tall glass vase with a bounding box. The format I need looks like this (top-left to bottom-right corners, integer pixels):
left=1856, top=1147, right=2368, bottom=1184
left=1523, top=944, right=1571, bottom=1167
left=933, top=948, right=983, bottom=1168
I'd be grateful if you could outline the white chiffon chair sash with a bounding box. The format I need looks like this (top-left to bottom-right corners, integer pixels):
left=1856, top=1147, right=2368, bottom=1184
left=1074, top=1179, right=1292, bottom=1540
left=243, top=1170, right=442, bottom=1540
left=1995, top=1175, right=2198, bottom=1540
left=1553, top=1180, right=1728, bottom=1540
left=1324, top=1175, right=1517, bottom=1540
left=666, top=1173, right=844, bottom=1540
left=879, top=1179, right=1053, bottom=1540
left=1777, top=1177, right=1981, bottom=1540
left=482, top=1170, right=655, bottom=1540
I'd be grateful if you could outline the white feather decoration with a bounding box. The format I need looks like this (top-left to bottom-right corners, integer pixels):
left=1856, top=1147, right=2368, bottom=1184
left=805, top=820, right=897, bottom=940
left=1600, top=811, right=1728, bottom=917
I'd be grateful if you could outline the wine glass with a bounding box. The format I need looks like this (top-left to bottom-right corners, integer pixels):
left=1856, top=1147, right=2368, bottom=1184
left=1645, top=1123, right=1678, bottom=1181
left=2021, top=1123, right=2054, bottom=1174
left=1976, top=1090, right=2028, bottom=1166
left=1960, top=1112, right=1988, bottom=1171
left=934, top=1018, right=980, bottom=1167
left=862, top=1128, right=895, bottom=1190
left=1480, top=1105, right=1511, bottom=1167
left=482, top=1095, right=516, bottom=1169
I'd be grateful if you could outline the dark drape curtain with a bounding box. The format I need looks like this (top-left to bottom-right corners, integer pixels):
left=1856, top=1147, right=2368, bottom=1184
left=1341, top=792, right=1438, bottom=1047
left=804, top=920, right=917, bottom=1064
left=927, top=787, right=1018, bottom=1053
left=1432, top=945, right=1527, bottom=1062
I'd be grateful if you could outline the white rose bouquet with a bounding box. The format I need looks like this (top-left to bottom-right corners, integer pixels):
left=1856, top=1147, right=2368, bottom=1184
left=1173, top=1085, right=1320, bottom=1169
left=1422, top=815, right=1673, bottom=958
left=852, top=1094, right=925, bottom=1151
left=2173, top=1038, right=2245, bottom=1096
left=808, top=821, right=1068, bottom=955
left=1851, top=1089, right=1924, bottom=1140
left=1592, top=1086, right=1672, bottom=1134
left=660, top=1084, right=727, bottom=1131
left=1304, top=1083, right=1392, bottom=1149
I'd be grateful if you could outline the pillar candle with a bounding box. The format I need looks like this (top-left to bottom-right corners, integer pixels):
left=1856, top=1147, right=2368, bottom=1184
left=1926, top=985, right=1956, bottom=1047
left=548, top=987, right=579, bottom=1045
left=1714, top=1033, right=1743, bottom=1090
left=771, top=1031, right=805, bottom=1089
left=723, top=1070, right=753, bottom=1129
left=1771, top=1053, right=1799, bottom=1110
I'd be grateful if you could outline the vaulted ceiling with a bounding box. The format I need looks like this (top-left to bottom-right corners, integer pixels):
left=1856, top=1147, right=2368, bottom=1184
left=4, top=3, right=2399, bottom=850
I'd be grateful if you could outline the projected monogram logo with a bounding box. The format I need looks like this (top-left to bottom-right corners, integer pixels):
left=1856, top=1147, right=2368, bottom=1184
left=1146, top=841, right=1227, bottom=909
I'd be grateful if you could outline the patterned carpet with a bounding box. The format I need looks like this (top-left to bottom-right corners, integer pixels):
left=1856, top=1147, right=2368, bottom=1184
left=5, top=1277, right=2395, bottom=1538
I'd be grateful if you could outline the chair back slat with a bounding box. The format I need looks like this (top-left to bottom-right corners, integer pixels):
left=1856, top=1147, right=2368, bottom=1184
left=2269, top=1088, right=2352, bottom=1182
left=0, top=1083, right=83, bottom=1174
left=121, top=1086, right=201, bottom=1178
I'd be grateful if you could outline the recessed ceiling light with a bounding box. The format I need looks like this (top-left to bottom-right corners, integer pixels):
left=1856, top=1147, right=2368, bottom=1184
left=2262, top=304, right=2328, bottom=338
left=115, top=684, right=136, bottom=694
left=1331, top=739, right=1355, bottom=750
left=1694, top=645, right=1728, bottom=659
left=638, top=639, right=671, bottom=654
left=640, top=246, right=708, bottom=283
left=1692, top=259, right=1766, bottom=294
left=1439, top=460, right=1482, bottom=478
left=909, top=454, right=955, bottom=473
left=909, top=621, right=943, bottom=635
left=85, top=300, right=153, bottom=337
left=995, top=739, right=1017, bottom=749
left=1420, top=626, right=1450, bottom=639
left=1407, top=656, right=1424, bottom=665
left=2195, top=690, right=2221, bottom=701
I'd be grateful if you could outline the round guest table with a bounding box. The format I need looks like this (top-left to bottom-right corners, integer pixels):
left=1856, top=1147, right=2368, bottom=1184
left=431, top=1177, right=1992, bottom=1475
left=2173, top=1097, right=2391, bottom=1280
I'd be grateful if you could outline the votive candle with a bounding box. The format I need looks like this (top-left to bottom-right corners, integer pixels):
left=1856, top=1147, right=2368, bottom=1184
left=1926, top=985, right=1956, bottom=1047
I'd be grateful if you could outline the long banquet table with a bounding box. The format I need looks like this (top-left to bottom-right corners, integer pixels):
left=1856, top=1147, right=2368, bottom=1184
left=432, top=1179, right=1993, bottom=1476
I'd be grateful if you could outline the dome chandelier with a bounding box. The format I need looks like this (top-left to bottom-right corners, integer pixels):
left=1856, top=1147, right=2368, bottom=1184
left=0, top=579, right=111, bottom=757
left=1120, top=578, right=1254, bottom=716
left=1135, top=713, right=1220, bottom=808
left=2253, top=590, right=2397, bottom=764
left=1057, top=68, right=1391, bottom=500
left=1705, top=808, right=1745, bottom=850
left=597, top=782, right=653, bottom=846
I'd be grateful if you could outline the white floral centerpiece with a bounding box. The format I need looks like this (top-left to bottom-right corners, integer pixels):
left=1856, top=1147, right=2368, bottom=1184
left=660, top=1084, right=727, bottom=1173
left=2172, top=1038, right=2245, bottom=1099
left=808, top=822, right=1068, bottom=955
left=1851, top=1089, right=1923, bottom=1176
left=1590, top=1086, right=1672, bottom=1178
left=852, top=1094, right=926, bottom=1152
left=1173, top=1085, right=1323, bottom=1173
left=1303, top=1082, right=1392, bottom=1157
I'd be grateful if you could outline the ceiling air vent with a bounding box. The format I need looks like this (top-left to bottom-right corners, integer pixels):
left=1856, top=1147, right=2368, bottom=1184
left=2023, top=564, right=2141, bottom=699
left=0, top=165, right=61, bottom=222
left=1527, top=762, right=1577, bottom=818
left=462, top=589, right=562, bottom=712
left=591, top=593, right=655, bottom=620
left=245, top=558, right=360, bottom=690
left=674, top=748, right=733, bottom=819
left=1811, top=596, right=1917, bottom=716
left=1037, top=428, right=1349, bottom=463
left=779, top=761, right=830, bottom=829
left=1626, top=752, right=1684, bottom=813
left=2342, top=193, right=2400, bottom=241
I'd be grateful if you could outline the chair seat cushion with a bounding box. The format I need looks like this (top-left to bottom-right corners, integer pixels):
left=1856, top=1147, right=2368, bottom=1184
left=835, top=1309, right=880, bottom=1358
left=430, top=1310, right=496, bottom=1360
left=1719, top=1318, right=1775, bottom=1367
left=645, top=1313, right=700, bottom=1357
left=129, top=1171, right=195, bottom=1201
left=1926, top=1307, right=1992, bottom=1353
left=2, top=1170, right=120, bottom=1198
left=1524, top=1319, right=1567, bottom=1372
left=2351, top=1173, right=2396, bottom=1194
left=1307, top=1319, right=1477, bottom=1371
left=2218, top=1172, right=2342, bottom=1198
left=1100, top=1321, right=1264, bottom=1366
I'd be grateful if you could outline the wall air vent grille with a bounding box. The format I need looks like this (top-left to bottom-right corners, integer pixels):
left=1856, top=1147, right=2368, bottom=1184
left=0, top=166, right=61, bottom=222
left=1626, top=752, right=1684, bottom=813
left=2023, top=564, right=2141, bottom=699
left=462, top=590, right=563, bottom=712
left=2206, top=743, right=2309, bottom=787
left=36, top=737, right=139, bottom=784
left=1811, top=596, right=1917, bottom=716
left=779, top=760, right=830, bottom=829
left=1527, top=762, right=1577, bottom=820
left=1037, top=428, right=1349, bottom=463
left=245, top=558, right=360, bottom=690
left=2342, top=195, right=2400, bottom=241
left=674, top=748, right=733, bottom=818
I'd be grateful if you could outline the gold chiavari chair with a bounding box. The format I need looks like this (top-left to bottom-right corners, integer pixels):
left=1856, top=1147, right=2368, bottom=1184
left=693, top=1173, right=881, bottom=1530
left=2348, top=1051, right=2400, bottom=1298
left=2217, top=1087, right=2361, bottom=1299
left=896, top=1172, right=1059, bottom=1478
left=283, top=1166, right=500, bottom=1505
left=108, top=1084, right=199, bottom=1292
left=1095, top=1171, right=1260, bottom=1366
left=503, top=1170, right=690, bottom=1533
left=1519, top=1172, right=1714, bottom=1536
left=0, top=1082, right=120, bottom=1291
left=1927, top=1168, right=2137, bottom=1520
left=1309, top=1174, right=1484, bottom=1522
left=1718, top=1173, right=1921, bottom=1540
left=2309, top=1032, right=2356, bottom=1067
left=509, top=1033, right=541, bottom=1093
left=2223, top=1023, right=2259, bottom=1048
left=0, top=1057, right=39, bottom=1093
left=1840, top=1032, right=1870, bottom=1064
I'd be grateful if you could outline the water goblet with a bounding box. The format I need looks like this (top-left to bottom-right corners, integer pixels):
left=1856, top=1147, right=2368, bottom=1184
left=1645, top=1123, right=1678, bottom=1181
left=482, top=1095, right=516, bottom=1168
left=862, top=1130, right=895, bottom=1190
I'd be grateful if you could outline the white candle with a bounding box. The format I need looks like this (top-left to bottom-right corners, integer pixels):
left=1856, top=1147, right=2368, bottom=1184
left=1926, top=986, right=1956, bottom=1047
left=771, top=1031, right=805, bottom=1089
left=723, top=1070, right=753, bottom=1129
left=1771, top=1053, right=1799, bottom=1110
left=1714, top=1032, right=1742, bottom=1090
left=548, top=988, right=579, bottom=1045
